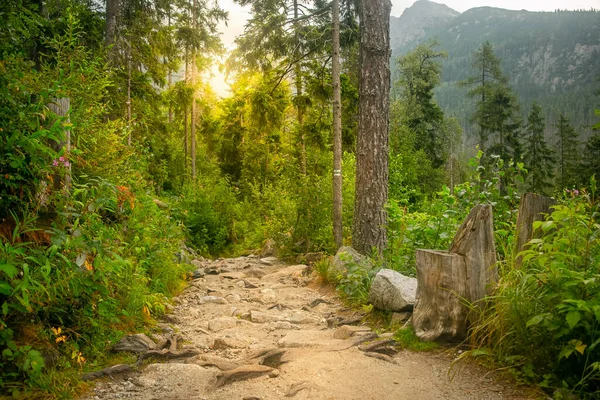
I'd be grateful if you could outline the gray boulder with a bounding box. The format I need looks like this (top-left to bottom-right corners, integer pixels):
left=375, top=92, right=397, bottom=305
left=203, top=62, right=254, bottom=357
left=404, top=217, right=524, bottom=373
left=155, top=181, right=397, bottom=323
left=368, top=269, right=417, bottom=312
left=112, top=333, right=157, bottom=353
left=331, top=246, right=375, bottom=275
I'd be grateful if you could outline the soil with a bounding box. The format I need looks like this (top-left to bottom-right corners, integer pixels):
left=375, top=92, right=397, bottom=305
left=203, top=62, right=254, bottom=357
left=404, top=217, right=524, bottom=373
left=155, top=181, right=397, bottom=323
left=83, top=256, right=536, bottom=400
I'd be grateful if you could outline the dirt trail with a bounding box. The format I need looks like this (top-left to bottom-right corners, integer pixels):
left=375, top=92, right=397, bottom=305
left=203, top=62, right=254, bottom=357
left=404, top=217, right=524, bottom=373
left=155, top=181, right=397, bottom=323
left=85, top=256, right=532, bottom=400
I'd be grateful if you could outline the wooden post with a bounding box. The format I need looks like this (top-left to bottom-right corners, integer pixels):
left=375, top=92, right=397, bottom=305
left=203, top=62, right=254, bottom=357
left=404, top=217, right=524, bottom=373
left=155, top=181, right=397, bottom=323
left=413, top=204, right=498, bottom=342
left=514, top=193, right=556, bottom=267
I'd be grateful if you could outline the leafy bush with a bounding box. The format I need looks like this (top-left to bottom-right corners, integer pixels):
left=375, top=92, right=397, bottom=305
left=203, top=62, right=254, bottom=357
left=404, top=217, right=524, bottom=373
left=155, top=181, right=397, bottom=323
left=467, top=177, right=600, bottom=396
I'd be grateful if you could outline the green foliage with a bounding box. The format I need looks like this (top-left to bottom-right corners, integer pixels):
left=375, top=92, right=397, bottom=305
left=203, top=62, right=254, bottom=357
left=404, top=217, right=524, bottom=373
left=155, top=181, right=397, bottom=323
left=555, top=114, right=580, bottom=190
left=467, top=177, right=600, bottom=396
left=523, top=103, right=555, bottom=195
left=393, top=327, right=439, bottom=352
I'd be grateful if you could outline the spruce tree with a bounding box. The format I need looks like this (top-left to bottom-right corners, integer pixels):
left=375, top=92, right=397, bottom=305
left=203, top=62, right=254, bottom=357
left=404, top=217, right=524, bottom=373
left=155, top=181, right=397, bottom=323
left=555, top=113, right=580, bottom=189
left=523, top=103, right=555, bottom=195
left=582, top=133, right=600, bottom=183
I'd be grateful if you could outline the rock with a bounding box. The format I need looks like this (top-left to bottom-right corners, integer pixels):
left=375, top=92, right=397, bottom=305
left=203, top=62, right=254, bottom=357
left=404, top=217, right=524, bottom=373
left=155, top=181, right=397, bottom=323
left=192, top=269, right=205, bottom=279
left=333, top=325, right=373, bottom=340
left=204, top=264, right=222, bottom=275
left=391, top=311, right=412, bottom=325
left=82, top=364, right=132, bottom=381
left=250, top=310, right=283, bottom=323
left=190, top=259, right=205, bottom=269
left=297, top=252, right=324, bottom=265
left=270, top=321, right=299, bottom=331
left=260, top=257, right=278, bottom=266
left=269, top=369, right=280, bottom=378
left=363, top=352, right=397, bottom=364
left=245, top=268, right=267, bottom=279
left=199, top=295, right=228, bottom=305
left=112, top=333, right=156, bottom=353
left=331, top=246, right=375, bottom=275
left=212, top=336, right=249, bottom=349
left=368, top=269, right=417, bottom=312
left=243, top=397, right=262, bottom=400
left=260, top=238, right=276, bottom=257
left=208, top=317, right=238, bottom=332
left=215, top=365, right=273, bottom=387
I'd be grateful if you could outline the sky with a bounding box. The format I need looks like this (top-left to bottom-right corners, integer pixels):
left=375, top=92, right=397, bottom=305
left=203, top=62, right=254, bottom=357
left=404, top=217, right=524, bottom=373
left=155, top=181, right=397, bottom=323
left=208, top=0, right=599, bottom=96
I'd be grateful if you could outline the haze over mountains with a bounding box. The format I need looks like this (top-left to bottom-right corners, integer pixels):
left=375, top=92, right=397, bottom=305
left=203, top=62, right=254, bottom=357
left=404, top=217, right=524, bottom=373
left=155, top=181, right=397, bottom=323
left=390, top=0, right=600, bottom=140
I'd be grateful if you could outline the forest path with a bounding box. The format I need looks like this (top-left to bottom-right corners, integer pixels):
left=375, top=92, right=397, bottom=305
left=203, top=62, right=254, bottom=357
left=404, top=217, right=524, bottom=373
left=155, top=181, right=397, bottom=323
left=86, top=256, right=532, bottom=400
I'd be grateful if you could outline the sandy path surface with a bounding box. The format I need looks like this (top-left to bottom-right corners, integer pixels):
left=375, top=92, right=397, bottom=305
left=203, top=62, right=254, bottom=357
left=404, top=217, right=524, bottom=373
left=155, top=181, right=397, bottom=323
left=84, top=256, right=533, bottom=400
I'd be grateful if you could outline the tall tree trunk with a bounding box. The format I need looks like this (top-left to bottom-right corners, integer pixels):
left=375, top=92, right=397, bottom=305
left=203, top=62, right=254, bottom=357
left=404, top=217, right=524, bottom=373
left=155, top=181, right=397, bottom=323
left=48, top=98, right=71, bottom=193
left=191, top=0, right=197, bottom=181
left=105, top=0, right=120, bottom=63
left=332, top=0, right=343, bottom=250
left=167, top=8, right=173, bottom=124
left=127, top=44, right=132, bottom=146
left=184, top=46, right=189, bottom=176
left=293, top=0, right=306, bottom=175
left=353, top=0, right=392, bottom=255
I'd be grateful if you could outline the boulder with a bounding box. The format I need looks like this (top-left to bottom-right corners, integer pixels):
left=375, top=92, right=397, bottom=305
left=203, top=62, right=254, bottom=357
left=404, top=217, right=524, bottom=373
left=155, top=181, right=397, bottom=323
left=112, top=333, right=157, bottom=353
left=208, top=317, right=238, bottom=332
left=331, top=246, right=374, bottom=275
left=368, top=269, right=417, bottom=312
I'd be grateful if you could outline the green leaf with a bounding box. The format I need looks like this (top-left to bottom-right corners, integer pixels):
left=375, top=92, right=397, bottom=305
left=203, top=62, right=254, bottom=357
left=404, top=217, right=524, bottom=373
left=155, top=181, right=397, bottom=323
left=0, top=264, right=18, bottom=279
left=0, top=282, right=12, bottom=295
left=526, top=314, right=546, bottom=328
left=566, top=311, right=581, bottom=329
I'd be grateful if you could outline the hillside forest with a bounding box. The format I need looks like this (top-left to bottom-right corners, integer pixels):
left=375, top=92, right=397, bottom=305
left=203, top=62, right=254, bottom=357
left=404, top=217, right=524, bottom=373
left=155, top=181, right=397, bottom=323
left=1, top=0, right=599, bottom=398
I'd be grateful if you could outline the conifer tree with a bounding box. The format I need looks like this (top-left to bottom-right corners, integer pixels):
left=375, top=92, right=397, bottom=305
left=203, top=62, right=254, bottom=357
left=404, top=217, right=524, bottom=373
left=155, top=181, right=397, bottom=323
left=523, top=103, right=555, bottom=194
left=555, top=113, right=580, bottom=189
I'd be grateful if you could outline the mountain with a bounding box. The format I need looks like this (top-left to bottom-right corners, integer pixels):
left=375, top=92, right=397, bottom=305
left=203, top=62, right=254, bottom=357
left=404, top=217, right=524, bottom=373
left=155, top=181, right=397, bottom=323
left=390, top=1, right=600, bottom=142
left=390, top=0, right=459, bottom=49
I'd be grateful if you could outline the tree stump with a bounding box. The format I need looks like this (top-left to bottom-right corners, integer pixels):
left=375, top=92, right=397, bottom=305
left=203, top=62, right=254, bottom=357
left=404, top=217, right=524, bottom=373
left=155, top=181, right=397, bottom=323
left=412, top=250, right=468, bottom=342
left=514, top=193, right=556, bottom=267
left=413, top=204, right=498, bottom=342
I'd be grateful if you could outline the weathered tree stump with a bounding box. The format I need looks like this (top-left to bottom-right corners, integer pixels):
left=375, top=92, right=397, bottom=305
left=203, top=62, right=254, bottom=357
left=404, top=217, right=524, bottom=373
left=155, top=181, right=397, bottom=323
left=413, top=204, right=498, bottom=343
left=514, top=193, right=556, bottom=267
left=413, top=250, right=468, bottom=342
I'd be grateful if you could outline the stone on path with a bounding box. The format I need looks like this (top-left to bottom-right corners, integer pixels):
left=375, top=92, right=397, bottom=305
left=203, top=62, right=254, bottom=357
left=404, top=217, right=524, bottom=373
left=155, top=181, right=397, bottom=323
left=112, top=333, right=156, bottom=353
left=368, top=269, right=417, bottom=312
left=208, top=317, right=238, bottom=332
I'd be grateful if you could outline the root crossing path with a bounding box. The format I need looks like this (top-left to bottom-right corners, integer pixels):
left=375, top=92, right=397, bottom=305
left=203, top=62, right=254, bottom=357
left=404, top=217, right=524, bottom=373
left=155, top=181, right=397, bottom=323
left=86, top=256, right=531, bottom=400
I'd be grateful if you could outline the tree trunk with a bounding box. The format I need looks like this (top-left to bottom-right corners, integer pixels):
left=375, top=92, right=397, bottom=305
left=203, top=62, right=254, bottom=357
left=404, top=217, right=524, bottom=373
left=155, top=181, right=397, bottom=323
left=413, top=250, right=469, bottom=342
left=449, top=204, right=498, bottom=301
left=413, top=204, right=498, bottom=343
left=105, top=0, right=119, bottom=62
left=191, top=0, right=197, bottom=181
left=514, top=193, right=556, bottom=267
left=352, top=0, right=392, bottom=255
left=332, top=0, right=343, bottom=250
left=293, top=0, right=306, bottom=176
left=184, top=46, right=189, bottom=176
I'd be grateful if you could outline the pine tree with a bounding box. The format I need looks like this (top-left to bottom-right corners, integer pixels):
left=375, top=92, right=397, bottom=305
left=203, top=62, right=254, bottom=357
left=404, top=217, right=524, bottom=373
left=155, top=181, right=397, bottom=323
left=353, top=0, right=392, bottom=255
left=523, top=103, right=555, bottom=194
left=582, top=133, right=600, bottom=183
left=555, top=113, right=580, bottom=189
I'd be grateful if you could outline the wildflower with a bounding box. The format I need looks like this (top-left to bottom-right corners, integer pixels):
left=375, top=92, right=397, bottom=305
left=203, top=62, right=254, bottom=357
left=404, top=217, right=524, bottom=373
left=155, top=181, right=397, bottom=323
left=64, top=161, right=70, bottom=167
left=59, top=156, right=65, bottom=162
left=573, top=189, right=579, bottom=196
left=52, top=159, right=59, bottom=167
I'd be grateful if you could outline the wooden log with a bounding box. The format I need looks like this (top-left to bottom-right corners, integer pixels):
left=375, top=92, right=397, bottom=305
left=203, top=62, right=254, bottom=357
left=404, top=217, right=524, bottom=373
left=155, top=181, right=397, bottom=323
left=413, top=205, right=498, bottom=342
left=449, top=204, right=497, bottom=300
left=514, top=193, right=556, bottom=267
left=413, top=250, right=468, bottom=342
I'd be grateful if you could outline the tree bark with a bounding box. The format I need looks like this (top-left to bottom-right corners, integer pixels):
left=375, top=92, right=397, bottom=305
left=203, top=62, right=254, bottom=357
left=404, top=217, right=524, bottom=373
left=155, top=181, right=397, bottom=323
left=293, top=0, right=306, bottom=176
left=514, top=193, right=556, bottom=267
left=191, top=0, right=198, bottom=180
left=413, top=204, right=498, bottom=343
left=332, top=0, right=343, bottom=250
left=413, top=250, right=469, bottom=342
left=105, top=0, right=120, bottom=61
left=352, top=0, right=391, bottom=255
left=449, top=204, right=498, bottom=301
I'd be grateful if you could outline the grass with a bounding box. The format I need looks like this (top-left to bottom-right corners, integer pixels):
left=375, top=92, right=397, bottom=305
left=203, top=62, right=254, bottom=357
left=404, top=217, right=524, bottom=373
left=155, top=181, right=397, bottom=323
left=393, top=326, right=440, bottom=352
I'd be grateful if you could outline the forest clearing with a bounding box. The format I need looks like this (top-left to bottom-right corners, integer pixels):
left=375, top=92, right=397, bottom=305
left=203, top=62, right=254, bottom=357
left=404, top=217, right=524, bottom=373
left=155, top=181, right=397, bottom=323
left=1, top=0, right=599, bottom=398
